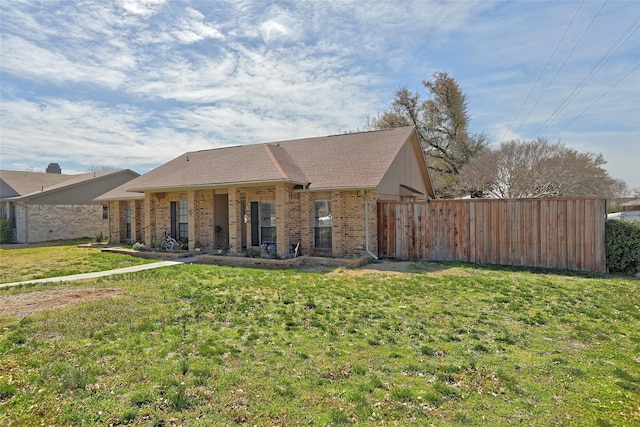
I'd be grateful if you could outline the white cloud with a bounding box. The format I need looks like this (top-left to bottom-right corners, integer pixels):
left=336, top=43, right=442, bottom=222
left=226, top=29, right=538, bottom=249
left=0, top=35, right=128, bottom=89
left=255, top=4, right=304, bottom=45
left=260, top=20, right=289, bottom=43
left=0, top=0, right=637, bottom=186
left=171, top=7, right=224, bottom=44
left=117, top=0, right=166, bottom=17
left=0, top=98, right=184, bottom=172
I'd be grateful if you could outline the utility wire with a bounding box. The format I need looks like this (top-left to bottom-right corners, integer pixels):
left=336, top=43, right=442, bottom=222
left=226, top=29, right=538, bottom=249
left=533, top=16, right=640, bottom=137
left=514, top=0, right=605, bottom=136
left=499, top=0, right=584, bottom=142
left=553, top=63, right=640, bottom=137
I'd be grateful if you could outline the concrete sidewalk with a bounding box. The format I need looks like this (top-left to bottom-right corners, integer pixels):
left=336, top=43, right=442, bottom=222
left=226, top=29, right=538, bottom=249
left=0, top=257, right=197, bottom=289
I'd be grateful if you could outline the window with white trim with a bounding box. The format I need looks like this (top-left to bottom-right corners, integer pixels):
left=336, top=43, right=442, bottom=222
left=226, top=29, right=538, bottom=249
left=260, top=201, right=276, bottom=244
left=314, top=199, right=332, bottom=248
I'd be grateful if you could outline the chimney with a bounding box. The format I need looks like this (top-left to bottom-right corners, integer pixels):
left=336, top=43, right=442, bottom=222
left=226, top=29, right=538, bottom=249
left=46, top=163, right=62, bottom=174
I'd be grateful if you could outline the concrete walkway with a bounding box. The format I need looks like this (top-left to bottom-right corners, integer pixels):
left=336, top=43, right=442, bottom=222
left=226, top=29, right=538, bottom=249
left=0, top=257, right=197, bottom=289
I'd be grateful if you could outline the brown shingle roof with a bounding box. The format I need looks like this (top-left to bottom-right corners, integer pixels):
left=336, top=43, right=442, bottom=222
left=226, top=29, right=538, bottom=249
left=1, top=170, right=139, bottom=201
left=124, top=126, right=420, bottom=193
left=0, top=170, right=70, bottom=199
left=94, top=179, right=146, bottom=201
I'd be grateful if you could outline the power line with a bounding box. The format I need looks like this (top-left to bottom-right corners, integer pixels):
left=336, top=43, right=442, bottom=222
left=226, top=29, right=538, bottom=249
left=553, top=63, right=640, bottom=137
left=499, top=0, right=584, bottom=142
left=533, top=15, right=640, bottom=137
left=514, top=0, right=606, bottom=136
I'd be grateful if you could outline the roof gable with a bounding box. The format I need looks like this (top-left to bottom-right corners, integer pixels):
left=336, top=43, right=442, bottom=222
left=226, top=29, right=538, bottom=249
left=276, top=127, right=416, bottom=190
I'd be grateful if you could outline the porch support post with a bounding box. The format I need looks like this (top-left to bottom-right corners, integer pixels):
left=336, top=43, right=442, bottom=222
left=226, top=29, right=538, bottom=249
left=188, top=190, right=196, bottom=251
left=144, top=194, right=153, bottom=248
left=111, top=201, right=122, bottom=244
left=276, top=184, right=289, bottom=256
left=228, top=188, right=241, bottom=254
left=130, top=201, right=137, bottom=243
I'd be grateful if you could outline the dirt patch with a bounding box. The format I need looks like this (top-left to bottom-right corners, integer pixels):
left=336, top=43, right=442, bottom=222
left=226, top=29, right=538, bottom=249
left=350, top=260, right=460, bottom=275
left=0, top=288, right=122, bottom=319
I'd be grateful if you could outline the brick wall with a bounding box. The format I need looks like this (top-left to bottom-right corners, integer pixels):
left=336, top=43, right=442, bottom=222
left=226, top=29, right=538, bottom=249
left=107, top=186, right=379, bottom=257
left=107, top=201, right=120, bottom=243
left=16, top=203, right=107, bottom=243
left=299, top=192, right=314, bottom=255
left=134, top=200, right=146, bottom=244
left=228, top=188, right=241, bottom=253
left=298, top=190, right=377, bottom=257
left=194, top=190, right=214, bottom=247
left=288, top=192, right=301, bottom=248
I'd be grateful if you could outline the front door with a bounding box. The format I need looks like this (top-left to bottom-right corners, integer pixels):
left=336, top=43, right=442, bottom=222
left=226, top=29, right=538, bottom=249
left=214, top=194, right=229, bottom=248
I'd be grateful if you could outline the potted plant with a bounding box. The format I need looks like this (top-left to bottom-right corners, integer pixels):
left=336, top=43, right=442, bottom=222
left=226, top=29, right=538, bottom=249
left=179, top=237, right=189, bottom=250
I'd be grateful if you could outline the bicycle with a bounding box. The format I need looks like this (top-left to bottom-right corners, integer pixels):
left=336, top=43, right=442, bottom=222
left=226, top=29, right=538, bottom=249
left=158, top=230, right=179, bottom=251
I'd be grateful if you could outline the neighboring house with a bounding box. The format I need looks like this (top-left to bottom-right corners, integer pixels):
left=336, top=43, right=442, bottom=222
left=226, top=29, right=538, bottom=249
left=620, top=199, right=640, bottom=212
left=608, top=211, right=640, bottom=221
left=96, top=126, right=435, bottom=257
left=0, top=165, right=139, bottom=243
left=607, top=199, right=640, bottom=221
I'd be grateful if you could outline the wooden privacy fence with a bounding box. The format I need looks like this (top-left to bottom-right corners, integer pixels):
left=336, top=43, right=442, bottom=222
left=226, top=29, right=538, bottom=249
left=377, top=198, right=607, bottom=273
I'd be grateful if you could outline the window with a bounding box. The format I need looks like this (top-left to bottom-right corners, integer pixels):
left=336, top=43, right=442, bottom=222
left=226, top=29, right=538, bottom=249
left=178, top=201, right=188, bottom=239
left=2, top=203, right=16, bottom=228
left=250, top=201, right=277, bottom=246
left=124, top=202, right=132, bottom=239
left=102, top=205, right=109, bottom=220
left=170, top=201, right=188, bottom=240
left=260, top=201, right=276, bottom=244
left=314, top=199, right=332, bottom=248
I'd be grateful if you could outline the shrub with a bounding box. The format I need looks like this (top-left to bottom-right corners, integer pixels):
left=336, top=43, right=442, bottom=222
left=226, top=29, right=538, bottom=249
left=0, top=217, right=14, bottom=243
left=606, top=219, right=640, bottom=275
left=244, top=248, right=261, bottom=258
left=133, top=242, right=146, bottom=251
left=218, top=242, right=231, bottom=255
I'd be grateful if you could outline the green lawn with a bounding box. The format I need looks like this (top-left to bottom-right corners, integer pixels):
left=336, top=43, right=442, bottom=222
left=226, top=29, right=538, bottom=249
left=0, top=242, right=154, bottom=284
left=0, top=247, right=639, bottom=425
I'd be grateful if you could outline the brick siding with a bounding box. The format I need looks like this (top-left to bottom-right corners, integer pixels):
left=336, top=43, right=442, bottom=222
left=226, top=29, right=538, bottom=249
left=109, top=185, right=380, bottom=257
left=16, top=203, right=108, bottom=243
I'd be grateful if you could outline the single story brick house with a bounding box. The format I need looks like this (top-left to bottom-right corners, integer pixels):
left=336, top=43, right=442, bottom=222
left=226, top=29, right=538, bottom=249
left=96, top=126, right=434, bottom=257
left=0, top=165, right=139, bottom=243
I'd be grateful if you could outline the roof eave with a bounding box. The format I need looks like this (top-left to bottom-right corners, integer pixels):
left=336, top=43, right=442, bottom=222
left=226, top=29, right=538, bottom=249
left=13, top=169, right=139, bottom=200
left=293, top=185, right=378, bottom=193
left=128, top=178, right=308, bottom=193
left=94, top=195, right=145, bottom=202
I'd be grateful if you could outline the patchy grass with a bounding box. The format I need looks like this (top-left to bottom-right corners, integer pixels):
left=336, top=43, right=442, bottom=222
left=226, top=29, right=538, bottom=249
left=0, top=259, right=639, bottom=425
left=0, top=243, right=154, bottom=283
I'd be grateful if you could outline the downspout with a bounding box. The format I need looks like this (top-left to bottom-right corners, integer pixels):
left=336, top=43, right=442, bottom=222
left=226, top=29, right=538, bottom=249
left=362, top=190, right=379, bottom=260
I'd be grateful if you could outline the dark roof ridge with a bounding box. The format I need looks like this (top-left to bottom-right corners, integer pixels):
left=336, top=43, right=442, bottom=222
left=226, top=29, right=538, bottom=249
left=263, top=144, right=287, bottom=179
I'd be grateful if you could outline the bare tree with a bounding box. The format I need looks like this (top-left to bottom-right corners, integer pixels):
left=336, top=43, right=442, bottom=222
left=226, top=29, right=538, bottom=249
left=372, top=71, right=488, bottom=198
left=608, top=179, right=629, bottom=199
left=86, top=165, right=117, bottom=173
left=459, top=138, right=619, bottom=198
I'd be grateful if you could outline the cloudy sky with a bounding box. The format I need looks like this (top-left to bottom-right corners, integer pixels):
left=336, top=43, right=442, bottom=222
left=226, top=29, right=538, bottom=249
left=1, top=0, right=639, bottom=188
